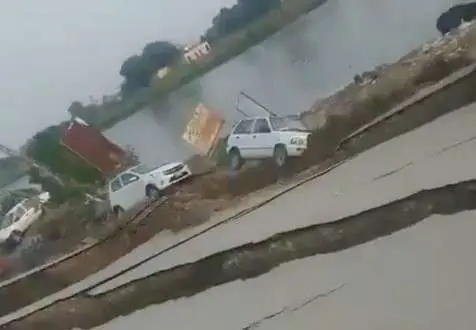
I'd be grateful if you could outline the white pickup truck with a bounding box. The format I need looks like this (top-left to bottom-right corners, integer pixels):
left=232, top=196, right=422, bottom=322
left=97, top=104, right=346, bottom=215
left=108, top=162, right=192, bottom=215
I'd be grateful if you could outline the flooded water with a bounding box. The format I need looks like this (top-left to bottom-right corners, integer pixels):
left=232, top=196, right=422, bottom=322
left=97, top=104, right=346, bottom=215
left=105, top=0, right=470, bottom=166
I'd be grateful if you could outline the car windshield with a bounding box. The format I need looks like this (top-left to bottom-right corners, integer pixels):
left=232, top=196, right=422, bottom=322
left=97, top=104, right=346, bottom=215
left=269, top=117, right=308, bottom=132
left=131, top=164, right=158, bottom=174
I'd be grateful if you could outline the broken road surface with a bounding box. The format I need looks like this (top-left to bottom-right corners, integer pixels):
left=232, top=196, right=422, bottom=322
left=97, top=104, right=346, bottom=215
left=95, top=211, right=476, bottom=330
left=3, top=101, right=476, bottom=327
left=88, top=101, right=476, bottom=295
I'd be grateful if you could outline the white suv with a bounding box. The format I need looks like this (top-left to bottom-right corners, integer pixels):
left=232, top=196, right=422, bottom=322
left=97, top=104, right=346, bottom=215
left=226, top=116, right=311, bottom=170
left=0, top=198, right=45, bottom=247
left=108, top=162, right=192, bottom=215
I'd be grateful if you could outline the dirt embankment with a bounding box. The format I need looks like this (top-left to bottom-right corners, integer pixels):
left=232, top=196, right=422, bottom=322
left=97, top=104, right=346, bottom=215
left=174, top=28, right=476, bottom=200
left=5, top=54, right=476, bottom=329
left=7, top=180, right=476, bottom=330
left=0, top=194, right=231, bottom=317
left=21, top=22, right=476, bottom=254
left=4, top=23, right=476, bottom=325
left=303, top=23, right=476, bottom=128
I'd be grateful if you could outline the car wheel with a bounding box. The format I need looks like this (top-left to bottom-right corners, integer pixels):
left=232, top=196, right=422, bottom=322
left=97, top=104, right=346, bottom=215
left=146, top=185, right=162, bottom=202
left=7, top=230, right=24, bottom=247
left=113, top=206, right=125, bottom=218
left=229, top=148, right=243, bottom=171
left=273, top=144, right=288, bottom=168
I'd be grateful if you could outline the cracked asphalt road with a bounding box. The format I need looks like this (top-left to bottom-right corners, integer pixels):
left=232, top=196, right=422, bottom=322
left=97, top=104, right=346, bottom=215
left=95, top=211, right=476, bottom=330
left=4, top=102, right=476, bottom=327
left=87, top=103, right=476, bottom=329
left=89, top=101, right=476, bottom=295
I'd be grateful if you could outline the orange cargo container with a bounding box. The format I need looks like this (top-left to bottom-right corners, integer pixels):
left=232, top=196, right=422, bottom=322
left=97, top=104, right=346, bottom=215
left=61, top=118, right=125, bottom=176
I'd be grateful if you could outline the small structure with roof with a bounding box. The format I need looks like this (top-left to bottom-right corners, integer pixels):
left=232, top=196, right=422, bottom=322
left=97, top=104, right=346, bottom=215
left=61, top=117, right=126, bottom=176
left=184, top=41, right=211, bottom=64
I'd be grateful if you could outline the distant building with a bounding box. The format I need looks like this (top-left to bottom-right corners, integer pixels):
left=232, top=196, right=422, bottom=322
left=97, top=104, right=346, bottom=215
left=61, top=117, right=126, bottom=176
left=184, top=41, right=211, bottom=64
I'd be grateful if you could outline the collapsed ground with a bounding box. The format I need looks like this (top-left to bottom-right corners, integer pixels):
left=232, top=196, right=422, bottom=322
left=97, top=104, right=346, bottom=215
left=6, top=179, right=476, bottom=329
left=28, top=22, right=476, bottom=247
left=2, top=20, right=476, bottom=321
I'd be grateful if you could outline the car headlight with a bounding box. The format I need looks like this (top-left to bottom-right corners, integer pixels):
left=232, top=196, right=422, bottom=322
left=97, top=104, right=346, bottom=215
left=290, top=137, right=305, bottom=145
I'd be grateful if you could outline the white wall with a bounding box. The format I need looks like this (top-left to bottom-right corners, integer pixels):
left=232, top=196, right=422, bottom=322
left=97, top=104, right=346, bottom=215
left=184, top=42, right=211, bottom=63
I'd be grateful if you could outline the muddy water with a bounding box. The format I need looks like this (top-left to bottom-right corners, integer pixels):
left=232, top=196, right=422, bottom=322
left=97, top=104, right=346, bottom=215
left=105, top=0, right=471, bottom=165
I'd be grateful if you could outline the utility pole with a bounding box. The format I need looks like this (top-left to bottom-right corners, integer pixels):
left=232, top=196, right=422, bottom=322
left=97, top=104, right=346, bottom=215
left=235, top=91, right=278, bottom=117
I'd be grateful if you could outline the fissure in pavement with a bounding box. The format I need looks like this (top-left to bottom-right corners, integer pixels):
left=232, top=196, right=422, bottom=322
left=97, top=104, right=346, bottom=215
left=2, top=63, right=476, bottom=319
left=6, top=179, right=476, bottom=330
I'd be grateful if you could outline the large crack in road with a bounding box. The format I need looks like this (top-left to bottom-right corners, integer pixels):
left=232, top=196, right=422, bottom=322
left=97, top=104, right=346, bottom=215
left=1, top=64, right=476, bottom=328
left=4, top=179, right=476, bottom=330
left=0, top=63, right=475, bottom=321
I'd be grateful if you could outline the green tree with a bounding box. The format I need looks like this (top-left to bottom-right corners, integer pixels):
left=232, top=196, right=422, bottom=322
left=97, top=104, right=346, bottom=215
left=67, top=101, right=100, bottom=126
left=67, top=101, right=84, bottom=118
left=120, top=41, right=180, bottom=95
left=142, top=41, right=180, bottom=69
left=26, top=124, right=102, bottom=184
left=28, top=167, right=85, bottom=204
left=119, top=55, right=151, bottom=92
left=205, top=0, right=281, bottom=41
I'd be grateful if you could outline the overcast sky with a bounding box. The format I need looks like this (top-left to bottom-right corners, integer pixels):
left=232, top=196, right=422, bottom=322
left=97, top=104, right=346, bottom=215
left=0, top=0, right=235, bottom=149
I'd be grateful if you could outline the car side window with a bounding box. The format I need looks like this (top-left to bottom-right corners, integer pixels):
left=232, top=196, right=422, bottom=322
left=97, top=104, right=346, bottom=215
left=233, top=119, right=254, bottom=134
left=110, top=178, right=122, bottom=192
left=120, top=173, right=139, bottom=186
left=253, top=118, right=271, bottom=133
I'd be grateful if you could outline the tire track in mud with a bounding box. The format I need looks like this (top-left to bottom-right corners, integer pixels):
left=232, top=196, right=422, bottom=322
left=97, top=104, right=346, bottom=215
left=5, top=179, right=476, bottom=330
